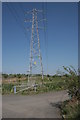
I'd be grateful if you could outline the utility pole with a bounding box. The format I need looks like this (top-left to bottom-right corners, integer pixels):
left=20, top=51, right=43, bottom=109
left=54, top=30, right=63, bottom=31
left=25, top=8, right=45, bottom=82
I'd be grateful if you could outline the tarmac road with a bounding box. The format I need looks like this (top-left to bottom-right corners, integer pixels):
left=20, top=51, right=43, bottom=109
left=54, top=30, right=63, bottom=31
left=2, top=90, right=69, bottom=118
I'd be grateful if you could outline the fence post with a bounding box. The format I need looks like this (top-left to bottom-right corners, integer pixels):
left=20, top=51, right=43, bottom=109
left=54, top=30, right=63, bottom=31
left=34, top=84, right=37, bottom=92
left=14, top=86, right=16, bottom=94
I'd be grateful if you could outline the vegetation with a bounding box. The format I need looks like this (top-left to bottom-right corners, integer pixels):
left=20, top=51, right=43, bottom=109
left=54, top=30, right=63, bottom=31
left=2, top=73, right=27, bottom=79
left=2, top=66, right=80, bottom=119
left=61, top=99, right=80, bottom=119
left=19, top=76, right=68, bottom=95
left=2, top=83, right=14, bottom=94
left=2, top=74, right=8, bottom=79
left=63, top=66, right=79, bottom=99
left=2, top=73, right=69, bottom=95
left=60, top=66, right=80, bottom=119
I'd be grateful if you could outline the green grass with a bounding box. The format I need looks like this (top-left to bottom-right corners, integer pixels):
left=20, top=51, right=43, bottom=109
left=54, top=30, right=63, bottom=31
left=2, top=83, right=14, bottom=94
left=61, top=99, right=80, bottom=119
left=17, top=76, right=69, bottom=95
left=2, top=76, right=69, bottom=95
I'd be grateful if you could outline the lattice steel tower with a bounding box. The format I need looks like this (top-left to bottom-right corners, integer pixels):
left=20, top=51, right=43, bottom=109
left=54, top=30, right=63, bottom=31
left=25, top=8, right=44, bottom=80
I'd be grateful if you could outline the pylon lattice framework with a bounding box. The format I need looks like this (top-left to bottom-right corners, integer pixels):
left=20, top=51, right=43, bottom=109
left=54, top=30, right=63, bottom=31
left=25, top=8, right=44, bottom=80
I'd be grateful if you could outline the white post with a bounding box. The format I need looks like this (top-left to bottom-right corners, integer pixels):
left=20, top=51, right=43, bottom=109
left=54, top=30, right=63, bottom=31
left=34, top=84, right=37, bottom=92
left=14, top=86, right=16, bottom=94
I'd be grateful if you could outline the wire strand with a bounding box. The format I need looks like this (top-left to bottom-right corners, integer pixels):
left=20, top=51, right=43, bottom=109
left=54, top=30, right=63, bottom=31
left=42, top=1, right=49, bottom=75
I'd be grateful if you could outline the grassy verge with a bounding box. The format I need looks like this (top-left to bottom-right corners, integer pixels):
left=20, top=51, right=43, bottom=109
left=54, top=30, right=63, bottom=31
left=60, top=98, right=80, bottom=119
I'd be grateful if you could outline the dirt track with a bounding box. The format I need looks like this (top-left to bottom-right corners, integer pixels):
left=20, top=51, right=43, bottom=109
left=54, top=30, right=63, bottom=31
left=2, top=90, right=69, bottom=118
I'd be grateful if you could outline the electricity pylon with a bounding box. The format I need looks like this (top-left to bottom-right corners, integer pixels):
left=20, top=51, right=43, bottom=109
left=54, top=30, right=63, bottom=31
left=25, top=8, right=45, bottom=82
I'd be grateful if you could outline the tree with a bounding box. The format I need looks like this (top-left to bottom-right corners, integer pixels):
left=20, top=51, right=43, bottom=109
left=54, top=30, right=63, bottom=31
left=17, top=74, right=21, bottom=79
left=2, top=74, right=8, bottom=79
left=47, top=74, right=50, bottom=77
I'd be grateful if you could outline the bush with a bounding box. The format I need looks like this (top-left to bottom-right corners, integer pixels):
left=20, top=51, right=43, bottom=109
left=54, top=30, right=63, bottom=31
left=63, top=66, right=80, bottom=99
left=2, top=84, right=14, bottom=94
left=2, top=74, right=8, bottom=79
left=61, top=99, right=80, bottom=119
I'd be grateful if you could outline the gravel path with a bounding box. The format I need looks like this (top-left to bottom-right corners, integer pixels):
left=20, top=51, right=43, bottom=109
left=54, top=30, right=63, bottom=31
left=2, top=90, right=69, bottom=118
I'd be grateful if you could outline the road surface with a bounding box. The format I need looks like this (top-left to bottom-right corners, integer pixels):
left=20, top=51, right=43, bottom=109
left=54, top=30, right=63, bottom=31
left=2, top=90, right=69, bottom=118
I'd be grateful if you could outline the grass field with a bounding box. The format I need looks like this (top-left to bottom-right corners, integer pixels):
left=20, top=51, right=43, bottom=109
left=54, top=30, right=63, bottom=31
left=2, top=75, right=69, bottom=95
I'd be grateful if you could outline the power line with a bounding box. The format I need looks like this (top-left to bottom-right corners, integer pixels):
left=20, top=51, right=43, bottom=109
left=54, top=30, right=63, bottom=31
left=5, top=3, right=27, bottom=38
left=18, top=3, right=25, bottom=15
left=11, top=3, right=27, bottom=35
left=42, top=1, right=49, bottom=75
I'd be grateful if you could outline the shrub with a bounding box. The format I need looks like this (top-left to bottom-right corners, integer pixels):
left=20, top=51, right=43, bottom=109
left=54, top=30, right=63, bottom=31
left=2, top=84, right=14, bottom=94
left=63, top=66, right=80, bottom=99
left=2, top=74, right=8, bottom=79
